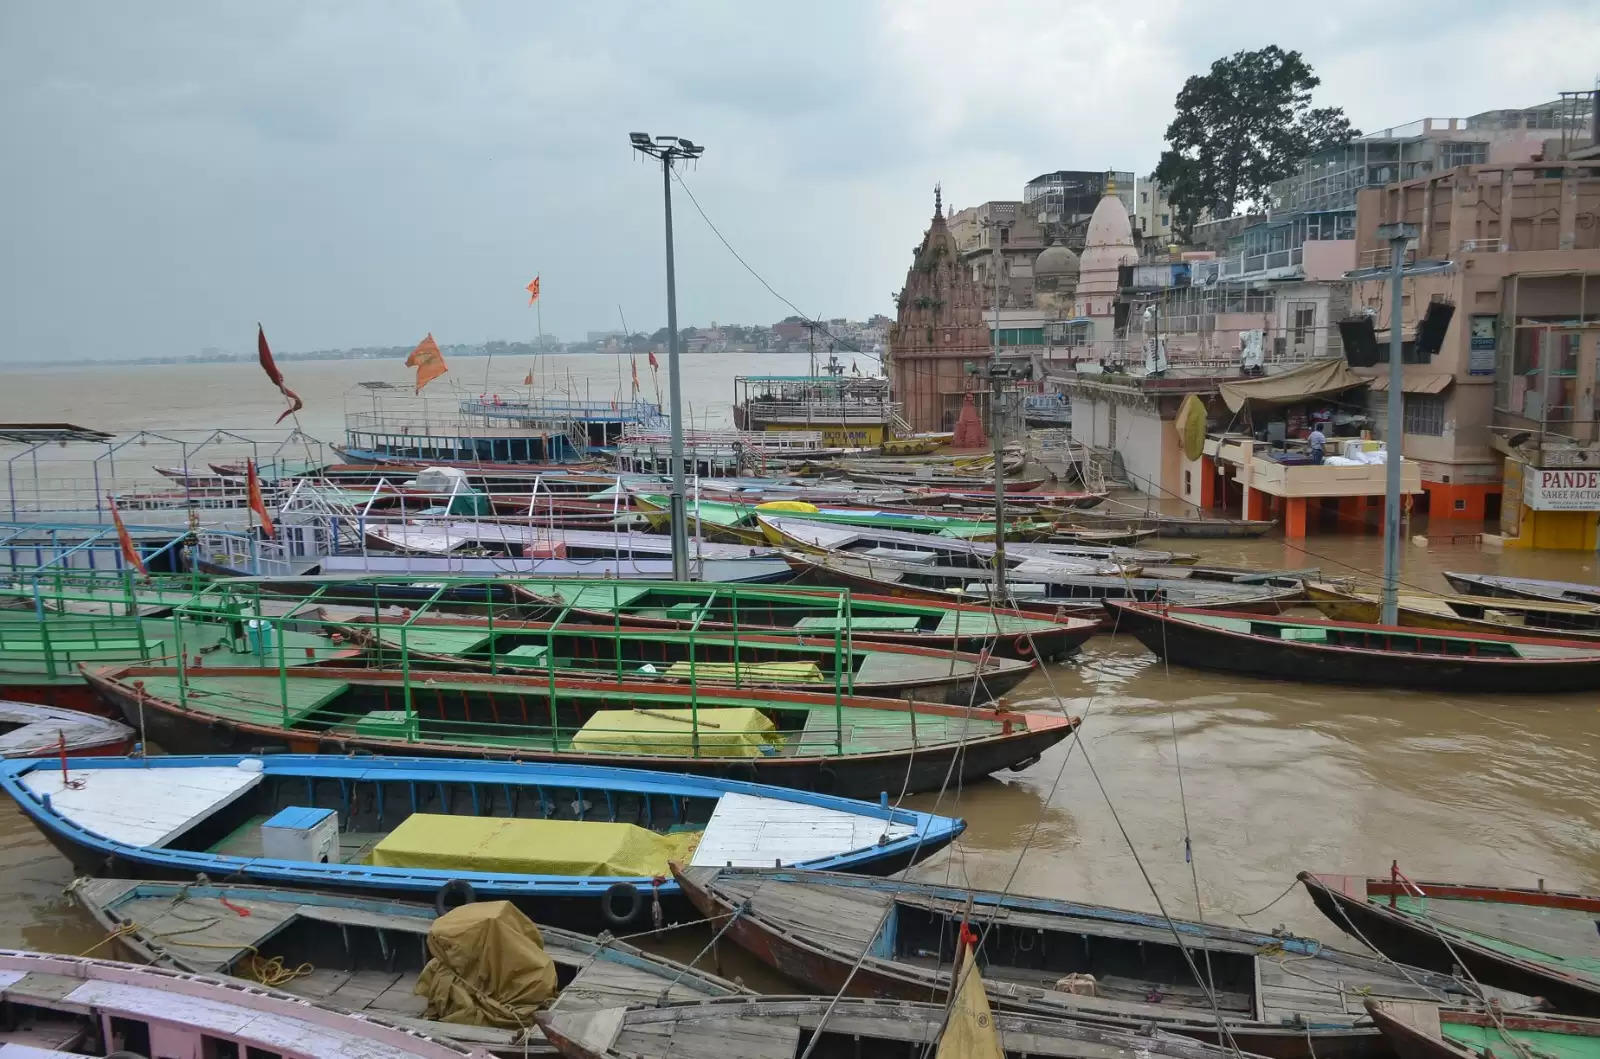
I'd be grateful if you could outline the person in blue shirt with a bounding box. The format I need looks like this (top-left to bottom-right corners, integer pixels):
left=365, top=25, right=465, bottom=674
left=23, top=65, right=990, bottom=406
left=1308, top=425, right=1327, bottom=464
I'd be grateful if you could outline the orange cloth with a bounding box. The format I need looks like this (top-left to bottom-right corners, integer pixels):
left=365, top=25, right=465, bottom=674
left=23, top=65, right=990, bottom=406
left=525, top=276, right=541, bottom=304
left=247, top=460, right=275, bottom=538
left=406, top=332, right=449, bottom=393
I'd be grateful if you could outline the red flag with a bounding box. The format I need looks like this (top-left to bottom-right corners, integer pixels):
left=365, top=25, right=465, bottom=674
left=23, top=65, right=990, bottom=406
left=405, top=332, right=449, bottom=393
left=257, top=325, right=304, bottom=424
left=630, top=355, right=640, bottom=394
left=525, top=276, right=541, bottom=305
left=648, top=350, right=660, bottom=370
left=246, top=460, right=275, bottom=539
left=106, top=495, right=147, bottom=576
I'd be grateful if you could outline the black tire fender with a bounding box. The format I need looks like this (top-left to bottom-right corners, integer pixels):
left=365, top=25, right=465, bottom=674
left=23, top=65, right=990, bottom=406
left=434, top=878, right=477, bottom=916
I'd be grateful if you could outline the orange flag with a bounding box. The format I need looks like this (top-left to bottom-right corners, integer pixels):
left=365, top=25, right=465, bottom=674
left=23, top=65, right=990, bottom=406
left=247, top=459, right=276, bottom=539
left=257, top=325, right=303, bottom=424
left=405, top=333, right=448, bottom=393
left=106, top=495, right=147, bottom=576
left=630, top=355, right=640, bottom=394
left=648, top=350, right=659, bottom=370
left=525, top=276, right=541, bottom=305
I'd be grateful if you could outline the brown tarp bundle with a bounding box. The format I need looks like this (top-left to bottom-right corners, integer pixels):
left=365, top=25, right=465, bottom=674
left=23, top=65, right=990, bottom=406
left=415, top=901, right=558, bottom=1028
left=1218, top=359, right=1368, bottom=413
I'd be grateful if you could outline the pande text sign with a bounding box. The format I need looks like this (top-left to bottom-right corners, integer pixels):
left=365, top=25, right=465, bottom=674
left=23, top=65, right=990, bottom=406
left=1524, top=468, right=1600, bottom=511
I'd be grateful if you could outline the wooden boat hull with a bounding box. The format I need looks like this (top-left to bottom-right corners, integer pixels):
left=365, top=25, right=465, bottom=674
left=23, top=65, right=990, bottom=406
left=3, top=754, right=962, bottom=934
left=1106, top=601, right=1600, bottom=692
left=1305, top=583, right=1600, bottom=641
left=0, top=700, right=135, bottom=757
left=83, top=665, right=1078, bottom=800
left=1366, top=1001, right=1600, bottom=1059
left=509, top=584, right=1098, bottom=661
left=1301, top=872, right=1600, bottom=1017
left=339, top=623, right=1036, bottom=707
left=780, top=552, right=1109, bottom=621
left=673, top=867, right=1492, bottom=1059
left=1443, top=572, right=1600, bottom=608
left=537, top=997, right=1256, bottom=1059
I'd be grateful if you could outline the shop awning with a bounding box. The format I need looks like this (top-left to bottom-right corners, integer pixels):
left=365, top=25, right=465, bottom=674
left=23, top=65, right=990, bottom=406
left=1218, top=359, right=1370, bottom=413
left=1365, top=372, right=1454, bottom=394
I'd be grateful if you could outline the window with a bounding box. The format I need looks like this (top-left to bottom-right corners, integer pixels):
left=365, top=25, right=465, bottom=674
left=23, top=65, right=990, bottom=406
left=1160, top=213, right=1169, bottom=226
left=1141, top=191, right=1149, bottom=203
left=1404, top=394, right=1446, bottom=436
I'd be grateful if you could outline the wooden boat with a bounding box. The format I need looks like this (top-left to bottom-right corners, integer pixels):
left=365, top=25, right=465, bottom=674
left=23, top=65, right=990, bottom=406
left=360, top=520, right=772, bottom=561
left=0, top=700, right=133, bottom=756
left=70, top=878, right=745, bottom=1057
left=635, top=492, right=1060, bottom=543
left=1300, top=871, right=1600, bottom=1015
left=1105, top=601, right=1600, bottom=692
left=337, top=616, right=1037, bottom=706
left=82, top=665, right=1078, bottom=796
left=1442, top=572, right=1600, bottom=608
left=673, top=866, right=1506, bottom=1059
left=1305, top=582, right=1600, bottom=642
left=1365, top=999, right=1600, bottom=1059
left=782, top=552, right=1301, bottom=615
left=1053, top=509, right=1277, bottom=540
left=0, top=948, right=487, bottom=1057
left=1, top=754, right=962, bottom=931
left=907, top=487, right=1107, bottom=510
left=506, top=578, right=1099, bottom=660
left=537, top=996, right=1251, bottom=1059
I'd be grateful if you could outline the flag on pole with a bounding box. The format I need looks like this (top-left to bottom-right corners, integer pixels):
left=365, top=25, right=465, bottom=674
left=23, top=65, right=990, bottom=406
left=630, top=355, right=640, bottom=395
left=246, top=459, right=276, bottom=539
left=107, top=494, right=147, bottom=576
left=648, top=350, right=659, bottom=370
left=405, top=333, right=449, bottom=393
left=525, top=276, right=541, bottom=305
left=936, top=923, right=1003, bottom=1059
left=257, top=325, right=304, bottom=424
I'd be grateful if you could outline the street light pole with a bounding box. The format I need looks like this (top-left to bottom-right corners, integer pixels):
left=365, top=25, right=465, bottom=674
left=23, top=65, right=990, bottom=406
left=986, top=223, right=1008, bottom=603
left=630, top=132, right=704, bottom=581
left=1376, top=222, right=1417, bottom=625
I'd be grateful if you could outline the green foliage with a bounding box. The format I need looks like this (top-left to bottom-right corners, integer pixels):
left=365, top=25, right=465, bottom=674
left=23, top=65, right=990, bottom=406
left=1154, top=45, right=1357, bottom=238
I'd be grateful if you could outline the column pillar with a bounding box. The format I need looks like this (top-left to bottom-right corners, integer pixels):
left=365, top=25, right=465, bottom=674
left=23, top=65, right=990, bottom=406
left=1285, top=497, right=1309, bottom=539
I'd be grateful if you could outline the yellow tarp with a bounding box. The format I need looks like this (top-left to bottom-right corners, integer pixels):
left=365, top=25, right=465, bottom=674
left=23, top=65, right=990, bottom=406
left=663, top=660, right=825, bottom=683
left=415, top=901, right=557, bottom=1028
left=938, top=942, right=1005, bottom=1059
left=369, top=814, right=701, bottom=876
left=569, top=707, right=781, bottom=759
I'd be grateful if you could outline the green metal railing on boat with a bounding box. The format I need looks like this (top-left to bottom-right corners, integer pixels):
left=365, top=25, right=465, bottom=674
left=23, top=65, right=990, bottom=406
left=4, top=571, right=873, bottom=758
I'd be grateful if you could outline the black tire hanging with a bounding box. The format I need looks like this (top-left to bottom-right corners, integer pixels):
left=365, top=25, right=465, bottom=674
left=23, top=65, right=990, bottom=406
left=434, top=878, right=477, bottom=916
left=601, top=881, right=643, bottom=927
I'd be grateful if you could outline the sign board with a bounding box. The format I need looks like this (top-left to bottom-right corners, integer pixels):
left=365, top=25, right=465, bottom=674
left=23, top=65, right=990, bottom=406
left=1524, top=467, right=1600, bottom=511
left=1468, top=315, right=1497, bottom=376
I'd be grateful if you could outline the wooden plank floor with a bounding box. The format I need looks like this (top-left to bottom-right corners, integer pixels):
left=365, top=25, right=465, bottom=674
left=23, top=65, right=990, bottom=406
left=691, top=795, right=911, bottom=869
left=1393, top=896, right=1600, bottom=969
left=22, top=766, right=261, bottom=848
left=133, top=675, right=349, bottom=727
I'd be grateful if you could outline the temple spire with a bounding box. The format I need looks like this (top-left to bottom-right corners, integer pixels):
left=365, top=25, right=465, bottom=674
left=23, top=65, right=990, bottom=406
left=934, top=182, right=942, bottom=217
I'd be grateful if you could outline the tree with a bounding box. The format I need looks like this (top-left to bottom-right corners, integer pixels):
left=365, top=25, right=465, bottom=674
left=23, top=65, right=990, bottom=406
left=1154, top=46, right=1357, bottom=238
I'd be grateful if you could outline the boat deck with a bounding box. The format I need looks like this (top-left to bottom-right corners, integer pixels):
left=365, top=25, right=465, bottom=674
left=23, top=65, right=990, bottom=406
left=687, top=793, right=911, bottom=867
left=1389, top=895, right=1600, bottom=972
left=23, top=765, right=262, bottom=847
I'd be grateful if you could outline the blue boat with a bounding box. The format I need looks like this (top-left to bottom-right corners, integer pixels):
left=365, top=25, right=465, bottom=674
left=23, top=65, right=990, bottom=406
left=1, top=754, right=961, bottom=932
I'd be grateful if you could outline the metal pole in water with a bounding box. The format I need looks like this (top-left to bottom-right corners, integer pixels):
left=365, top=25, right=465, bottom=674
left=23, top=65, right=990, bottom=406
left=1376, top=223, right=1417, bottom=625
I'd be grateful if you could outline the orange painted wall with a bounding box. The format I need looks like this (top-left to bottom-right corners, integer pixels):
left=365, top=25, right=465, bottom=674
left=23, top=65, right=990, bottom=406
left=1421, top=481, right=1500, bottom=521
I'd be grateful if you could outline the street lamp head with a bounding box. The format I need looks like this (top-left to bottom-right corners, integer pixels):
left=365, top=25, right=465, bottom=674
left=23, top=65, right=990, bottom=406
left=1376, top=222, right=1418, bottom=242
left=628, top=132, right=652, bottom=147
left=676, top=138, right=697, bottom=151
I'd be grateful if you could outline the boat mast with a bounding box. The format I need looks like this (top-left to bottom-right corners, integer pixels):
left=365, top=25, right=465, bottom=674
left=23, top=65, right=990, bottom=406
left=988, top=218, right=1008, bottom=602
left=1376, top=222, right=1416, bottom=624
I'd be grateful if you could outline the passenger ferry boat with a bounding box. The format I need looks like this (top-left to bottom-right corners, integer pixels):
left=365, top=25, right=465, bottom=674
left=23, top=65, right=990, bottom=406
left=731, top=372, right=897, bottom=448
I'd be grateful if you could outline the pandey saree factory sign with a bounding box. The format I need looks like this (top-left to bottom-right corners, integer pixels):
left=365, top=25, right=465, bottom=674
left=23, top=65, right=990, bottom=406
left=1524, top=467, right=1600, bottom=510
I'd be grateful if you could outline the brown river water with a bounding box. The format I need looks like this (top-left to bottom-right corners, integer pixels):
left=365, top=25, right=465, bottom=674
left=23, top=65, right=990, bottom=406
left=0, top=359, right=1597, bottom=973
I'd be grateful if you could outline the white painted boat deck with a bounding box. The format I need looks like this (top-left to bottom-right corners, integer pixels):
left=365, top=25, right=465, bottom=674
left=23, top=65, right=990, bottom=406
left=365, top=521, right=766, bottom=559
left=22, top=765, right=261, bottom=848
left=0, top=967, right=473, bottom=1058
left=690, top=792, right=913, bottom=868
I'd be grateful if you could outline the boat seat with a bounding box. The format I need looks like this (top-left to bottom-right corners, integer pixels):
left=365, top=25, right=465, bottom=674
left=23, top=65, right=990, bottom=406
left=795, top=616, right=920, bottom=632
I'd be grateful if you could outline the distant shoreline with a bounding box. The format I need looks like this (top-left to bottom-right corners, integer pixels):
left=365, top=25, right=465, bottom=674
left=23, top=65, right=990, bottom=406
left=0, top=348, right=796, bottom=370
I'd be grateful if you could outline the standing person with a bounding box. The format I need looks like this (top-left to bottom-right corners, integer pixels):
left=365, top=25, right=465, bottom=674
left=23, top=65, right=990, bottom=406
left=1308, top=423, right=1327, bottom=465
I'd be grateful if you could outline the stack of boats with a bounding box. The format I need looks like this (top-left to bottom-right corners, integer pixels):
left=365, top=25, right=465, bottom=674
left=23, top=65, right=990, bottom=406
left=3, top=429, right=1600, bottom=1054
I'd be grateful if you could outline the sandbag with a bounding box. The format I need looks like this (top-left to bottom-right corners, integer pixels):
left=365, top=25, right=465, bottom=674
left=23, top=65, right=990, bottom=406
left=415, top=900, right=558, bottom=1028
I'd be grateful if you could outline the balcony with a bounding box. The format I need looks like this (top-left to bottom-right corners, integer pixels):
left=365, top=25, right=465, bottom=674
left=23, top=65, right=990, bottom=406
left=1219, top=245, right=1304, bottom=279
left=1211, top=437, right=1422, bottom=499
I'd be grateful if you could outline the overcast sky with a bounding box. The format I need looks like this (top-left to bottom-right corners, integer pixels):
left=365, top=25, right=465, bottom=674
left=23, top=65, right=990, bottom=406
left=2, top=1, right=1595, bottom=361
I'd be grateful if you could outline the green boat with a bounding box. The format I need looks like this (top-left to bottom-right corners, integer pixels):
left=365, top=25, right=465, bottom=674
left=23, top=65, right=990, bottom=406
left=334, top=612, right=1036, bottom=706
left=0, top=581, right=360, bottom=712
left=81, top=660, right=1080, bottom=798
left=1367, top=1001, right=1600, bottom=1059
left=632, top=493, right=1058, bottom=543
left=505, top=578, right=1099, bottom=660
